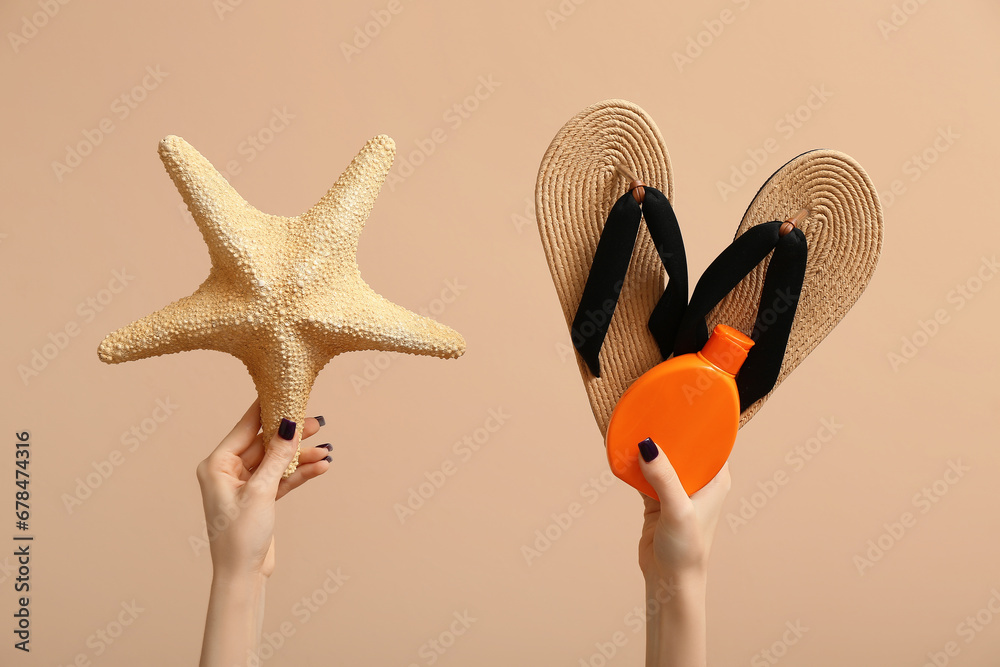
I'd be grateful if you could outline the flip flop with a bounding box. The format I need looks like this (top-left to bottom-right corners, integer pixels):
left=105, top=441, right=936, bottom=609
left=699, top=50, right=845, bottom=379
left=535, top=99, right=685, bottom=437
left=692, top=149, right=884, bottom=425
left=536, top=100, right=884, bottom=445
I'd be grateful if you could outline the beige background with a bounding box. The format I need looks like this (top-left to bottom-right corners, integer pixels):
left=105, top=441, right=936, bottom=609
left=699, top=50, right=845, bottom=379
left=3, top=0, right=999, bottom=665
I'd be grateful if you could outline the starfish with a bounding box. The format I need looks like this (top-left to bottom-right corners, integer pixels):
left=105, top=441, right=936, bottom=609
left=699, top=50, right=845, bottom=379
left=98, top=134, right=466, bottom=476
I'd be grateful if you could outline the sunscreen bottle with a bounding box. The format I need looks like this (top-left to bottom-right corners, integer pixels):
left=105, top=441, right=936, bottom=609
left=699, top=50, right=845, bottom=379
left=605, top=324, right=754, bottom=499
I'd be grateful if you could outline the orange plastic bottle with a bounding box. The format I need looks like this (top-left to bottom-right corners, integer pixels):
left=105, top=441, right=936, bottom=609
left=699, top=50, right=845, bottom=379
left=605, top=324, right=754, bottom=499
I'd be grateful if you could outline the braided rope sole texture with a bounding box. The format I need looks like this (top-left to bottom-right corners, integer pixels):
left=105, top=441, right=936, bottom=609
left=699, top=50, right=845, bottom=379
left=535, top=99, right=672, bottom=438
left=711, top=149, right=884, bottom=426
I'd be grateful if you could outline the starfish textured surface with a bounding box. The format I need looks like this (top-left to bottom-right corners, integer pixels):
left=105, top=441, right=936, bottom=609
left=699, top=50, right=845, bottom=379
left=98, top=134, right=466, bottom=476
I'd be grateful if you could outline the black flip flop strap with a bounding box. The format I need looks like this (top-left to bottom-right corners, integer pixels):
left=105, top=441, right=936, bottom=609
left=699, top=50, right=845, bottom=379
left=570, top=186, right=688, bottom=377
left=673, top=221, right=807, bottom=411
left=643, top=187, right=689, bottom=363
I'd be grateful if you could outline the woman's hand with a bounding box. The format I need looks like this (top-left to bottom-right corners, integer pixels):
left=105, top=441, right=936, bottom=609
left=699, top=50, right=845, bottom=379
left=636, top=437, right=731, bottom=582
left=636, top=437, right=731, bottom=667
left=197, top=399, right=332, bottom=667
left=196, top=398, right=332, bottom=579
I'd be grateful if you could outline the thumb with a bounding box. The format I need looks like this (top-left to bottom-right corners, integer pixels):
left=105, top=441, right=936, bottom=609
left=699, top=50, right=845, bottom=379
left=636, top=437, right=690, bottom=514
left=248, top=418, right=299, bottom=496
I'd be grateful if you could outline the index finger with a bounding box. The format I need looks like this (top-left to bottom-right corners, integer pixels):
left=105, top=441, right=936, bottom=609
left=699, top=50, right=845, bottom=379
left=216, top=397, right=262, bottom=456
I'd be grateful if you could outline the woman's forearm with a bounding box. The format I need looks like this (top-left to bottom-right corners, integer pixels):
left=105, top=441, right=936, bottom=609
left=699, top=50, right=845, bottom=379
left=200, top=571, right=267, bottom=667
left=644, top=571, right=708, bottom=667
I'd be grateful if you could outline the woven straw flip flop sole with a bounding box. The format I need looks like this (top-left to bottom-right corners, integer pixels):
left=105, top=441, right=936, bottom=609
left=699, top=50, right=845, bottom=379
left=707, top=149, right=884, bottom=426
left=535, top=99, right=672, bottom=437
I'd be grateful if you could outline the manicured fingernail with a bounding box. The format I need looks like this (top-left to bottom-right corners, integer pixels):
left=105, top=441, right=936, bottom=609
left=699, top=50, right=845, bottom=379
left=278, top=418, right=296, bottom=440
left=311, top=415, right=326, bottom=427
left=638, top=437, right=658, bottom=463
left=314, top=443, right=332, bottom=451
left=322, top=455, right=332, bottom=463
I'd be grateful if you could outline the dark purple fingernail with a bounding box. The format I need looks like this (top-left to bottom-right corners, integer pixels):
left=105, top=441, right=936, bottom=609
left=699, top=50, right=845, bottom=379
left=322, top=455, right=332, bottom=463
left=278, top=418, right=296, bottom=440
left=638, top=437, right=658, bottom=463
left=314, top=443, right=332, bottom=451
left=311, top=415, right=326, bottom=427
